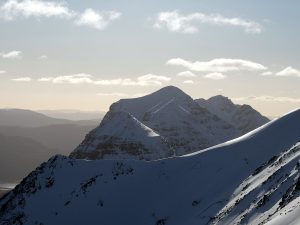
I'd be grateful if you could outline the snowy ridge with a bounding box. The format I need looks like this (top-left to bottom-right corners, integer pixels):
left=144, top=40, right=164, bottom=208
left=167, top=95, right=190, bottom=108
left=1, top=108, right=300, bottom=225
left=71, top=111, right=173, bottom=160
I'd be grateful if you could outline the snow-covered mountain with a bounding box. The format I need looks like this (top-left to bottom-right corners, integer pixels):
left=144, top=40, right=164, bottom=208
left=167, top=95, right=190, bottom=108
left=196, top=95, right=270, bottom=134
left=70, top=111, right=173, bottom=160
left=1, top=108, right=300, bottom=225
left=72, top=86, right=239, bottom=159
left=110, top=86, right=239, bottom=155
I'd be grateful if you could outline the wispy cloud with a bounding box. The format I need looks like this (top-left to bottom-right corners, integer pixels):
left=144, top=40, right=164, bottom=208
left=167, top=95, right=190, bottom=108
left=177, top=71, right=196, bottom=77
left=261, top=71, right=273, bottom=76
left=182, top=80, right=194, bottom=84
left=276, top=67, right=300, bottom=78
left=0, top=0, right=121, bottom=30
left=167, top=58, right=267, bottom=72
left=154, top=11, right=262, bottom=34
left=131, top=74, right=171, bottom=86
left=53, top=74, right=94, bottom=84
left=97, top=92, right=150, bottom=98
left=75, top=9, right=121, bottom=30
left=39, top=74, right=171, bottom=86
left=38, top=77, right=53, bottom=82
left=204, top=72, right=226, bottom=80
left=93, top=78, right=123, bottom=85
left=38, top=55, right=48, bottom=60
left=0, top=50, right=23, bottom=59
left=0, top=70, right=6, bottom=74
left=96, top=92, right=129, bottom=97
left=93, top=74, right=171, bottom=86
left=39, top=74, right=93, bottom=84
left=233, top=95, right=300, bottom=103
left=11, top=76, right=31, bottom=82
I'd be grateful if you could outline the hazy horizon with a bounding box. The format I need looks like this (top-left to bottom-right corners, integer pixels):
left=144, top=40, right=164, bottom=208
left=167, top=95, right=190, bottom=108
left=0, top=88, right=291, bottom=118
left=0, top=0, right=299, bottom=116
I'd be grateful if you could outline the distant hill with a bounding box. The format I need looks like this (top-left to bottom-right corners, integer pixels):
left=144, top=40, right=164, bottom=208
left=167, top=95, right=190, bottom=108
left=0, top=124, right=96, bottom=155
left=0, top=133, right=53, bottom=183
left=37, top=110, right=105, bottom=121
left=0, top=108, right=99, bottom=127
left=0, top=109, right=98, bottom=183
left=0, top=189, right=10, bottom=198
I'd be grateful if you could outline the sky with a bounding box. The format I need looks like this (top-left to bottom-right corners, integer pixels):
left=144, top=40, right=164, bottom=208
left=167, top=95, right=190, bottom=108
left=0, top=0, right=299, bottom=117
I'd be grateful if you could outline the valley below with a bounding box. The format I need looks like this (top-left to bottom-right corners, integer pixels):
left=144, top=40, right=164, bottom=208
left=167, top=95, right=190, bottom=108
left=0, top=189, right=9, bottom=198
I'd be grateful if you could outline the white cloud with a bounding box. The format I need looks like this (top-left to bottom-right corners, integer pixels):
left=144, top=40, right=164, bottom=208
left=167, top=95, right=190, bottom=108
left=182, top=80, right=194, bottom=84
left=97, top=92, right=150, bottom=98
left=0, top=0, right=74, bottom=20
left=154, top=11, right=262, bottom=34
left=0, top=0, right=121, bottom=30
left=261, top=71, right=273, bottom=76
left=11, top=76, right=31, bottom=82
left=233, top=95, right=300, bottom=103
left=49, top=74, right=93, bottom=84
left=105, top=74, right=170, bottom=86
left=177, top=71, right=196, bottom=77
left=0, top=50, right=23, bottom=59
left=93, top=78, right=123, bottom=85
left=0, top=70, right=6, bottom=74
left=167, top=58, right=267, bottom=72
left=39, top=74, right=93, bottom=84
left=39, top=73, right=171, bottom=86
left=75, top=9, right=121, bottom=30
left=39, top=55, right=48, bottom=60
left=133, top=74, right=171, bottom=86
left=276, top=67, right=300, bottom=78
left=38, top=77, right=53, bottom=82
left=204, top=72, right=226, bottom=80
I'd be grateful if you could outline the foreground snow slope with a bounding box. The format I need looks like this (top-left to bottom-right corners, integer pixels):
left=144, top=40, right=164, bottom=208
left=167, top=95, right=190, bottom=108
left=0, top=109, right=300, bottom=225
left=211, top=141, right=300, bottom=224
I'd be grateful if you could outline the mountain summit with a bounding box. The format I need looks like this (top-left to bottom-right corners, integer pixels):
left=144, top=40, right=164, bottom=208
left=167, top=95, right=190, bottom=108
left=72, top=86, right=240, bottom=160
left=110, top=86, right=193, bottom=120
